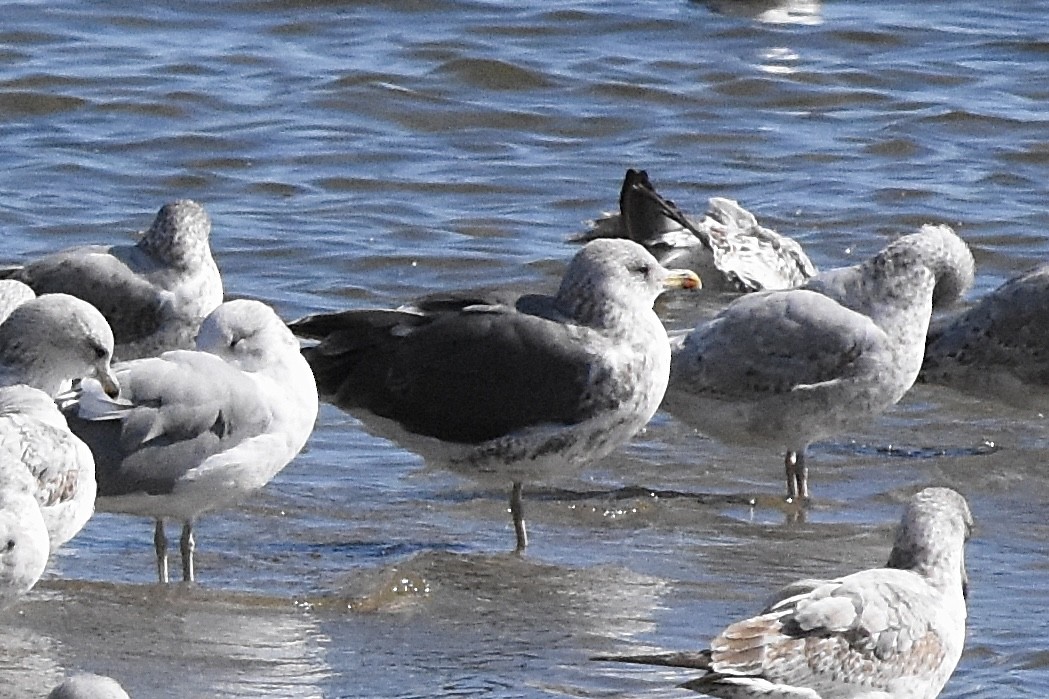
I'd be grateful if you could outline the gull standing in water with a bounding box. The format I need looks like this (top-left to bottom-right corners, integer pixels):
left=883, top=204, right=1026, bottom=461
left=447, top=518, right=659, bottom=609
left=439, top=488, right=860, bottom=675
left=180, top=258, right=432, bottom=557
left=919, top=263, right=1049, bottom=412
left=595, top=486, right=973, bottom=699
left=289, top=239, right=701, bottom=552
left=576, top=169, right=815, bottom=292
left=0, top=200, right=223, bottom=360
left=663, top=225, right=975, bottom=500
left=60, top=300, right=318, bottom=583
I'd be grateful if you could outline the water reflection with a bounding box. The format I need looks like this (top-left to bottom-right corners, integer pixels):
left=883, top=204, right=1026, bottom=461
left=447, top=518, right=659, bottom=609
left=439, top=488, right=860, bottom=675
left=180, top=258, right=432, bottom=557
left=701, top=0, right=822, bottom=25
left=2, top=581, right=333, bottom=698
left=311, top=550, right=670, bottom=698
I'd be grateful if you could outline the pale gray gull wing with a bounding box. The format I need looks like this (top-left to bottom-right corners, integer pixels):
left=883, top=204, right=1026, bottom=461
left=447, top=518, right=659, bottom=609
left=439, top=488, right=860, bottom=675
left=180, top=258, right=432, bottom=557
left=594, top=486, right=972, bottom=699
left=0, top=465, right=49, bottom=610
left=48, top=674, right=130, bottom=699
left=288, top=239, right=701, bottom=552
left=0, top=279, right=35, bottom=324
left=59, top=299, right=318, bottom=583
left=0, top=200, right=222, bottom=360
left=664, top=224, right=975, bottom=500
left=919, top=263, right=1049, bottom=411
left=0, top=385, right=96, bottom=550
left=0, top=293, right=119, bottom=398
left=576, top=169, right=815, bottom=291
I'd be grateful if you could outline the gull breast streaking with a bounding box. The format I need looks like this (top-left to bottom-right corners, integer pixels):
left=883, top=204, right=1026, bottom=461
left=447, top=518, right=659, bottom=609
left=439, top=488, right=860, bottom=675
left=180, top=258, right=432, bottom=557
left=59, top=299, right=318, bottom=583
left=289, top=239, right=701, bottom=552
left=0, top=200, right=222, bottom=361
left=576, top=169, right=815, bottom=292
left=595, top=486, right=973, bottom=699
left=663, top=224, right=975, bottom=500
left=0, top=385, right=97, bottom=550
left=0, top=466, right=50, bottom=610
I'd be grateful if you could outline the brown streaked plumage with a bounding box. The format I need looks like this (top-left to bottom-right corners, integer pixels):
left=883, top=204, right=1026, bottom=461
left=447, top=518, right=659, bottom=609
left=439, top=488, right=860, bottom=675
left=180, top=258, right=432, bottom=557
left=594, top=487, right=973, bottom=698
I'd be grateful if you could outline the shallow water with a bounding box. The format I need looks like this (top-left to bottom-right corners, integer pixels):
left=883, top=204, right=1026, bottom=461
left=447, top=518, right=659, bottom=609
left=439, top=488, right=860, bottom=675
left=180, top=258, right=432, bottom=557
left=1, top=1, right=1048, bottom=697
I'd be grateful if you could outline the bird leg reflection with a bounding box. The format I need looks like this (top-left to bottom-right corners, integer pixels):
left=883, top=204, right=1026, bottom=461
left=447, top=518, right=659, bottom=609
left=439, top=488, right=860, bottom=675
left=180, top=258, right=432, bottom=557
left=510, top=481, right=528, bottom=553
left=180, top=522, right=195, bottom=583
left=154, top=520, right=169, bottom=584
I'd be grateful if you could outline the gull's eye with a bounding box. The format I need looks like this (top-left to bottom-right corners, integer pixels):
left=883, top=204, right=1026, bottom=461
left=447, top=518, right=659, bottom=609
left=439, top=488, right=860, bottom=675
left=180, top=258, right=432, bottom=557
left=91, top=343, right=108, bottom=360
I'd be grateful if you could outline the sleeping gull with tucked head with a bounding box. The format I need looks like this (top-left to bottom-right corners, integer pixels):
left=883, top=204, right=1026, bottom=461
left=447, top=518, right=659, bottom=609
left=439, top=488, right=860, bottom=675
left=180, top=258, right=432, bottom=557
left=919, top=262, right=1049, bottom=412
left=663, top=224, right=975, bottom=500
left=289, top=239, right=701, bottom=551
left=0, top=200, right=222, bottom=361
left=59, top=299, right=318, bottom=583
left=576, top=169, right=815, bottom=292
left=595, top=486, right=973, bottom=699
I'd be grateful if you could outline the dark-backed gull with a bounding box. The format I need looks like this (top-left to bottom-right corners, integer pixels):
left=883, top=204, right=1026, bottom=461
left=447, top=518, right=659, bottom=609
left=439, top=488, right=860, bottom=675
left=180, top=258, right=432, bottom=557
left=289, top=239, right=700, bottom=551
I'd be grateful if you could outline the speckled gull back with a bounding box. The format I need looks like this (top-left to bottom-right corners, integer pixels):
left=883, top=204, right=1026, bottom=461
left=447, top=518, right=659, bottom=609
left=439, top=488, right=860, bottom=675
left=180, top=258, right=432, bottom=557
left=919, top=263, right=1049, bottom=410
left=595, top=487, right=972, bottom=699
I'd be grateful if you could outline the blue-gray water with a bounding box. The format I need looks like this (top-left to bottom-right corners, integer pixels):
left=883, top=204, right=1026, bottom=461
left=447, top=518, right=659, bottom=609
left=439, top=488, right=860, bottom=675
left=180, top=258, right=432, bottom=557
left=1, top=1, right=1048, bottom=697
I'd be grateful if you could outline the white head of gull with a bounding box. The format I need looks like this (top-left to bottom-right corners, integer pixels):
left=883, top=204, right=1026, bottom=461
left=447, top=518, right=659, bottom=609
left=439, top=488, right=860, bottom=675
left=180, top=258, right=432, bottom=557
left=0, top=293, right=119, bottom=399
left=919, top=262, right=1049, bottom=412
left=0, top=384, right=97, bottom=551
left=0, top=466, right=50, bottom=610
left=58, top=299, right=318, bottom=583
left=576, top=169, right=816, bottom=292
left=289, top=239, right=701, bottom=551
left=663, top=224, right=975, bottom=500
left=0, top=200, right=223, bottom=361
left=594, top=486, right=973, bottom=699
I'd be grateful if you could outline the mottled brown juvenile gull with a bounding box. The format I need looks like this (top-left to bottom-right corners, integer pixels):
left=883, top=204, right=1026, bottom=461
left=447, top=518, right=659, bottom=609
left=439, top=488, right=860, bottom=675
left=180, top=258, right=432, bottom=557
left=0, top=466, right=49, bottom=610
left=663, top=225, right=975, bottom=500
left=576, top=169, right=815, bottom=292
left=288, top=239, right=701, bottom=551
left=0, top=293, right=120, bottom=399
left=595, top=486, right=972, bottom=699
left=48, top=674, right=130, bottom=699
left=0, top=385, right=96, bottom=551
left=0, top=200, right=222, bottom=361
left=919, top=263, right=1049, bottom=411
left=59, top=300, right=318, bottom=583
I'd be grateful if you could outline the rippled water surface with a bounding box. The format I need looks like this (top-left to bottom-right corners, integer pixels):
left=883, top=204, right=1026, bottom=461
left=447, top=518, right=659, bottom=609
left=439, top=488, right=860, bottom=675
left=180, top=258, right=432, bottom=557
left=1, top=1, right=1048, bottom=697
